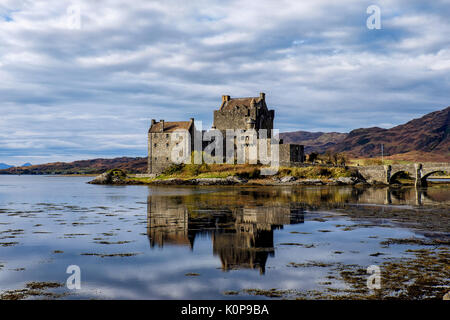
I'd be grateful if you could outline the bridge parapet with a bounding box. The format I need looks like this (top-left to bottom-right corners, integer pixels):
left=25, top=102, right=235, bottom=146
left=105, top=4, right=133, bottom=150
left=355, top=162, right=450, bottom=186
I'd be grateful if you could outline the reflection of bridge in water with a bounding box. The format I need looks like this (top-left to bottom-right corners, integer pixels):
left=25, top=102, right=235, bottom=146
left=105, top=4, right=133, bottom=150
left=146, top=195, right=304, bottom=274
left=357, top=187, right=450, bottom=206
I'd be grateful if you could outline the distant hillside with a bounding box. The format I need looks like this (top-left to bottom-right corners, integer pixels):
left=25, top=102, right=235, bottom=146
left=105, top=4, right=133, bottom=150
left=281, top=106, right=449, bottom=161
left=0, top=157, right=147, bottom=175
left=0, top=163, right=13, bottom=170
left=331, top=106, right=449, bottom=160
left=1, top=106, right=448, bottom=175
left=280, top=131, right=347, bottom=153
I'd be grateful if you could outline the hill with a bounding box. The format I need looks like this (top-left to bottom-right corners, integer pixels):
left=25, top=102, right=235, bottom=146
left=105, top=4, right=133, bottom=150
left=281, top=106, right=449, bottom=161
left=280, top=131, right=347, bottom=154
left=331, top=106, right=449, bottom=160
left=0, top=163, right=13, bottom=170
left=0, top=157, right=147, bottom=175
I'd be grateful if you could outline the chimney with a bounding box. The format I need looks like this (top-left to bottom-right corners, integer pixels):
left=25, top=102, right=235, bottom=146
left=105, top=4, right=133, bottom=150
left=160, top=120, right=164, bottom=132
left=151, top=119, right=156, bottom=126
left=259, top=92, right=265, bottom=101
left=222, top=95, right=230, bottom=102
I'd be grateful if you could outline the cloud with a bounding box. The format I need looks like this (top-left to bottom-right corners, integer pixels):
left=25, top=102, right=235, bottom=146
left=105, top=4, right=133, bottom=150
left=0, top=0, right=449, bottom=164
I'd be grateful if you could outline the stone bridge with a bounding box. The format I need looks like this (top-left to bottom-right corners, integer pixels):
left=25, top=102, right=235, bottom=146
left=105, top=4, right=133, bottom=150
left=356, top=162, right=450, bottom=187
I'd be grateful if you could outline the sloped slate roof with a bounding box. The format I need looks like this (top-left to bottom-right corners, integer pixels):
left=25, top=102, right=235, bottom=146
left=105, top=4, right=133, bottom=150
left=220, top=97, right=263, bottom=111
left=149, top=121, right=192, bottom=133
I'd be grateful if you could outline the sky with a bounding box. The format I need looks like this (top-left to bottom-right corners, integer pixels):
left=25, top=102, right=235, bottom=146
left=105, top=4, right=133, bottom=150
left=0, top=0, right=449, bottom=165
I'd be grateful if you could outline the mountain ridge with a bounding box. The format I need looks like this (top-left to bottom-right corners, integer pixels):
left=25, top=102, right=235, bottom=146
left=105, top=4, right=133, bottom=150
left=281, top=106, right=449, bottom=161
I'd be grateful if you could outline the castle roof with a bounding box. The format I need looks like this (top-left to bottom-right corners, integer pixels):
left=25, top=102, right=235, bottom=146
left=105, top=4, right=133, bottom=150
left=148, top=121, right=193, bottom=133
left=219, top=93, right=268, bottom=112
left=220, top=97, right=263, bottom=111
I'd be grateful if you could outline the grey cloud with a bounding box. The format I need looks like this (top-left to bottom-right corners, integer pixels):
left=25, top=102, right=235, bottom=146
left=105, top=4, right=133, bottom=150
left=0, top=0, right=449, bottom=164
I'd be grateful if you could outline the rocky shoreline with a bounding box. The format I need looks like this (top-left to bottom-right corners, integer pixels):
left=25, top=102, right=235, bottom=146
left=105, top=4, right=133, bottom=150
left=88, top=170, right=372, bottom=186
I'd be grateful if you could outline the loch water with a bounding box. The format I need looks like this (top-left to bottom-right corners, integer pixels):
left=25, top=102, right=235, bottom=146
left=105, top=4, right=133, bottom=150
left=0, top=175, right=449, bottom=299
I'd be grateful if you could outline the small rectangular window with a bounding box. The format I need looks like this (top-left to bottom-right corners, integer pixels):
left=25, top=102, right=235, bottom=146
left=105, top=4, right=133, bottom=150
left=154, top=143, right=157, bottom=147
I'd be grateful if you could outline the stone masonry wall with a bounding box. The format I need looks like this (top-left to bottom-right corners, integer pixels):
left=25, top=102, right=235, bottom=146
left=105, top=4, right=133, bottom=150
left=148, top=127, right=194, bottom=174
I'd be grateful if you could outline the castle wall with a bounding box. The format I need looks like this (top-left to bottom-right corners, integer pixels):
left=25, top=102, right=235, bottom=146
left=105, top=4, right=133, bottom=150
left=279, top=144, right=304, bottom=166
left=148, top=132, right=173, bottom=174
left=213, top=109, right=274, bottom=132
left=214, top=109, right=252, bottom=131
left=148, top=126, right=195, bottom=174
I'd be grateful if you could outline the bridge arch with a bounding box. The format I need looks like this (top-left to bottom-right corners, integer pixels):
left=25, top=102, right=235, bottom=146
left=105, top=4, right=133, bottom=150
left=354, top=163, right=450, bottom=186
left=420, top=170, right=446, bottom=187
left=389, top=170, right=412, bottom=184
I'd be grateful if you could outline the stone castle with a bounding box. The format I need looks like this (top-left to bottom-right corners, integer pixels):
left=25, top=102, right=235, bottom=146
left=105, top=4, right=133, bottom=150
left=148, top=92, right=304, bottom=174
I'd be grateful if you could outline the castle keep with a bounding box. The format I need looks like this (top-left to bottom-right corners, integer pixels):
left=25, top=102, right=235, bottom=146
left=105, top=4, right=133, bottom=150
left=148, top=93, right=304, bottom=174
left=213, top=92, right=274, bottom=133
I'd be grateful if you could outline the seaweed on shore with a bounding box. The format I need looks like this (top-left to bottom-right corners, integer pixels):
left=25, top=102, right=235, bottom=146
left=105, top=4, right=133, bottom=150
left=0, top=282, right=66, bottom=300
left=233, top=247, right=449, bottom=300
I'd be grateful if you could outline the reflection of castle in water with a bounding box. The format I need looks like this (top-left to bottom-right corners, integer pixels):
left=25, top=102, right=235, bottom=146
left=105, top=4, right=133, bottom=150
left=146, top=195, right=304, bottom=274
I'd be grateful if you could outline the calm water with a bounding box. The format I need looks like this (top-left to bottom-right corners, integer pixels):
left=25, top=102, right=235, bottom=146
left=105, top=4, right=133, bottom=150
left=0, top=176, right=449, bottom=299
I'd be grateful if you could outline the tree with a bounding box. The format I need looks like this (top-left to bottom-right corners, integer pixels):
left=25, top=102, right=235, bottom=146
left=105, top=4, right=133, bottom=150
left=337, top=153, right=347, bottom=166
left=308, top=152, right=319, bottom=163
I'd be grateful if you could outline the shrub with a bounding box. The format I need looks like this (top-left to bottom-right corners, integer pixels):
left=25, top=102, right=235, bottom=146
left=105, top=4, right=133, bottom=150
left=279, top=168, right=292, bottom=176
left=308, top=152, right=319, bottom=163
left=162, top=163, right=185, bottom=175
left=107, top=168, right=127, bottom=178
left=312, top=167, right=332, bottom=177
left=184, top=164, right=201, bottom=176
left=236, top=167, right=260, bottom=179
left=182, top=163, right=210, bottom=176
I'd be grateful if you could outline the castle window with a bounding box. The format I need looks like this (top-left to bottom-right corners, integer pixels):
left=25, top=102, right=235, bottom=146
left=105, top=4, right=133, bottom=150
left=166, top=157, right=169, bottom=161
left=154, top=157, right=157, bottom=161
left=154, top=143, right=157, bottom=147
left=166, top=134, right=169, bottom=138
left=166, top=143, right=169, bottom=147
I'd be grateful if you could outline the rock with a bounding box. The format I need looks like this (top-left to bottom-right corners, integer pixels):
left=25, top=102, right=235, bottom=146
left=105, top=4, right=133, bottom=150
left=337, top=177, right=358, bottom=185
left=154, top=178, right=191, bottom=185
left=326, top=179, right=340, bottom=186
left=226, top=176, right=247, bottom=184
left=280, top=176, right=296, bottom=183
left=88, top=172, right=110, bottom=184
left=444, top=292, right=450, bottom=300
left=297, top=179, right=323, bottom=185
left=193, top=176, right=247, bottom=185
left=88, top=169, right=128, bottom=185
left=367, top=179, right=387, bottom=186
left=194, top=178, right=229, bottom=185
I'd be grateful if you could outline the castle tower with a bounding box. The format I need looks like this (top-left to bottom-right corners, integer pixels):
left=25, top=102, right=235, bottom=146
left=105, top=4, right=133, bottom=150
left=213, top=92, right=275, bottom=134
